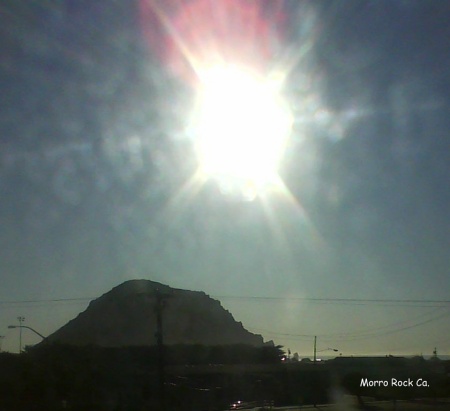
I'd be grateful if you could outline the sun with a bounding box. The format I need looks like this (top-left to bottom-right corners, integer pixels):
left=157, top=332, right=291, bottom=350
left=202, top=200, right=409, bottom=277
left=190, top=64, right=293, bottom=195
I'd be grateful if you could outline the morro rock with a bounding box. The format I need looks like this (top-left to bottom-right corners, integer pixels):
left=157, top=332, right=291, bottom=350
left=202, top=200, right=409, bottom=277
left=46, top=280, right=267, bottom=347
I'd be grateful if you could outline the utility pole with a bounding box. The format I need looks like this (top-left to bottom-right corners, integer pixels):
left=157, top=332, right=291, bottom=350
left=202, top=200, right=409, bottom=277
left=154, top=289, right=171, bottom=411
left=17, top=316, right=25, bottom=353
left=313, top=335, right=317, bottom=364
left=313, top=335, right=317, bottom=408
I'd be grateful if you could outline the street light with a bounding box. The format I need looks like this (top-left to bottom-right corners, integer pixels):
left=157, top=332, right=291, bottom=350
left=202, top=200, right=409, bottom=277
left=16, top=316, right=25, bottom=353
left=312, top=336, right=339, bottom=408
left=313, top=336, right=339, bottom=363
left=8, top=323, right=47, bottom=353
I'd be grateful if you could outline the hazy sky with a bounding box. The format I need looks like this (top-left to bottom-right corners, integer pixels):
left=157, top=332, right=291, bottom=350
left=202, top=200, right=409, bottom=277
left=1, top=0, right=449, bottom=356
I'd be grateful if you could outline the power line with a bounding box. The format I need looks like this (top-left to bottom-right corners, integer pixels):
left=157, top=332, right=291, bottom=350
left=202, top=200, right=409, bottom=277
left=2, top=295, right=449, bottom=345
left=1, top=295, right=450, bottom=306
left=332, top=310, right=450, bottom=342
left=0, top=297, right=94, bottom=305
left=285, top=306, right=447, bottom=339
left=213, top=295, right=450, bottom=305
left=248, top=327, right=313, bottom=339
left=248, top=309, right=450, bottom=342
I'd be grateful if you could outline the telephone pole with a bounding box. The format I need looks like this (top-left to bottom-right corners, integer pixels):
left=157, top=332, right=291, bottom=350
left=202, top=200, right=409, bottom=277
left=154, top=289, right=171, bottom=411
left=313, top=335, right=317, bottom=364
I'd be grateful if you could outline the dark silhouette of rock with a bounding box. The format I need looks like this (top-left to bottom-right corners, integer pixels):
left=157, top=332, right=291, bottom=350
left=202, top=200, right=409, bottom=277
left=46, top=280, right=267, bottom=347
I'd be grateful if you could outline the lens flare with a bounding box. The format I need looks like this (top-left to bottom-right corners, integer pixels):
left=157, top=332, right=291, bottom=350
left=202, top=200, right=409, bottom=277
left=139, top=0, right=286, bottom=82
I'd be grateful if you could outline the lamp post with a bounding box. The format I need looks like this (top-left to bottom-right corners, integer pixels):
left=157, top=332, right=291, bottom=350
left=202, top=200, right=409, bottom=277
left=8, top=323, right=47, bottom=352
left=17, top=317, right=25, bottom=353
left=8, top=325, right=46, bottom=340
left=313, top=336, right=339, bottom=363
left=312, top=337, right=339, bottom=408
left=314, top=336, right=316, bottom=364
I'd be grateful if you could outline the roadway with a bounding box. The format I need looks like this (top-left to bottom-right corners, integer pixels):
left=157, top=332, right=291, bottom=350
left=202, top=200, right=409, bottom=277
left=227, top=397, right=450, bottom=411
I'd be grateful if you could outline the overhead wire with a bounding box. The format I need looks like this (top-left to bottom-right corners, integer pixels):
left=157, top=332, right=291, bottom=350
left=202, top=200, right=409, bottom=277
left=1, top=295, right=450, bottom=306
left=1, top=295, right=449, bottom=345
left=248, top=308, right=450, bottom=342
left=213, top=295, right=450, bottom=307
left=0, top=297, right=94, bottom=305
left=249, top=308, right=434, bottom=338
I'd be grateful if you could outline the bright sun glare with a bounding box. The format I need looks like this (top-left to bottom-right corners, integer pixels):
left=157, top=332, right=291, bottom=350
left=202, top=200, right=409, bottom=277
left=191, top=65, right=293, bottom=194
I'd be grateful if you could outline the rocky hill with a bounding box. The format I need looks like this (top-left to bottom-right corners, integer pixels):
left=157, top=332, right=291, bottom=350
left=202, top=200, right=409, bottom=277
left=46, top=280, right=267, bottom=347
